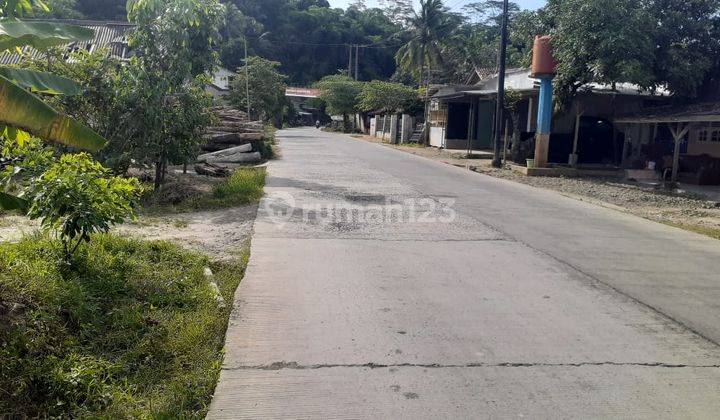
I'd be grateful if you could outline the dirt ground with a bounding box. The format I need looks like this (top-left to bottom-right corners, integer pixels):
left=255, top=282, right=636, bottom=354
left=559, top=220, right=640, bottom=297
left=351, top=134, right=720, bottom=238
left=0, top=170, right=259, bottom=260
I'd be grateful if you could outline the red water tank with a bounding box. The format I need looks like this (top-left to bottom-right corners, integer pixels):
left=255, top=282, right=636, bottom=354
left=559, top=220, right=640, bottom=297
left=531, top=35, right=557, bottom=77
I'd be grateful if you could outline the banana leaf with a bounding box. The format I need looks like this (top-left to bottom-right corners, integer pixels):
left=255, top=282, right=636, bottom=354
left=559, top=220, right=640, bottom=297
left=0, top=20, right=93, bottom=52
left=0, top=66, right=81, bottom=95
left=0, top=74, right=107, bottom=151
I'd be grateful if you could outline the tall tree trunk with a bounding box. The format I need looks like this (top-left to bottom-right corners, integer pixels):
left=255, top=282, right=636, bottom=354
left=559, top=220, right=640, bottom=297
left=420, top=45, right=429, bottom=145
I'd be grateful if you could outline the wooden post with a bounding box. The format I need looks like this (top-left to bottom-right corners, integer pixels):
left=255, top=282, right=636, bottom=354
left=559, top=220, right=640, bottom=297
left=669, top=122, right=689, bottom=183
left=570, top=106, right=584, bottom=167
left=466, top=102, right=474, bottom=156
left=526, top=96, right=534, bottom=132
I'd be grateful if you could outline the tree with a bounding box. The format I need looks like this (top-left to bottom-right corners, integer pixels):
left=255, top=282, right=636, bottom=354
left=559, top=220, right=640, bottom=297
left=356, top=80, right=420, bottom=114
left=27, top=153, right=141, bottom=257
left=225, top=0, right=401, bottom=85
left=395, top=0, right=456, bottom=87
left=37, top=0, right=84, bottom=18
left=314, top=75, right=363, bottom=132
left=547, top=0, right=656, bottom=105
left=546, top=0, right=720, bottom=103
left=379, top=0, right=414, bottom=24
left=126, top=0, right=224, bottom=188
left=229, top=56, right=288, bottom=125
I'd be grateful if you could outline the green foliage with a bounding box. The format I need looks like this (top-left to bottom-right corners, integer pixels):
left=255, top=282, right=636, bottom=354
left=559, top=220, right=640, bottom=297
left=395, top=0, right=458, bottom=85
left=26, top=153, right=142, bottom=255
left=143, top=168, right=266, bottom=213
left=547, top=0, right=656, bottom=104
left=0, top=233, right=248, bottom=417
left=127, top=0, right=224, bottom=84
left=229, top=56, right=288, bottom=123
left=213, top=168, right=266, bottom=204
left=357, top=80, right=420, bottom=113
left=315, top=75, right=363, bottom=117
left=36, top=0, right=83, bottom=18
left=546, top=0, right=720, bottom=102
left=0, top=135, right=54, bottom=188
left=0, top=20, right=93, bottom=51
left=123, top=0, right=224, bottom=187
left=224, top=0, right=401, bottom=85
left=0, top=0, right=48, bottom=18
left=0, top=66, right=81, bottom=95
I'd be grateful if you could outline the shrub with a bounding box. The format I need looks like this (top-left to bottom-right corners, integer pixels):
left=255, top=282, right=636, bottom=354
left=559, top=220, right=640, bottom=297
left=27, top=153, right=142, bottom=256
left=213, top=168, right=266, bottom=204
left=0, top=234, right=248, bottom=418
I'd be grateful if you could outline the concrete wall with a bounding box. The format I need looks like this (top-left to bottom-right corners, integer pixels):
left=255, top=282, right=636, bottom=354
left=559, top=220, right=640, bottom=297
left=401, top=115, right=414, bottom=143
left=389, top=115, right=399, bottom=144
left=688, top=125, right=720, bottom=158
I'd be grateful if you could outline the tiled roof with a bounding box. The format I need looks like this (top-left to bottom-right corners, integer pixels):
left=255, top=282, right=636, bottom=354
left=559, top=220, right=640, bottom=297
left=0, top=19, right=135, bottom=66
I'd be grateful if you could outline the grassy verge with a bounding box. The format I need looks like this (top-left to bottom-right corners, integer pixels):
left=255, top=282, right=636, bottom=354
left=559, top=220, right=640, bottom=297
left=0, top=234, right=249, bottom=418
left=143, top=167, right=266, bottom=214
left=663, top=222, right=720, bottom=240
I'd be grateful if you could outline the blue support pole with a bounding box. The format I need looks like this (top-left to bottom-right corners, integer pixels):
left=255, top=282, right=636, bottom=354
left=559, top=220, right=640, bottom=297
left=534, top=76, right=554, bottom=167
left=536, top=76, right=553, bottom=135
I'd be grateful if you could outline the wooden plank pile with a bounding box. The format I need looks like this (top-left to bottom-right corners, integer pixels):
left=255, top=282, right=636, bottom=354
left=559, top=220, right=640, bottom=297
left=201, top=106, right=264, bottom=152
left=196, top=106, right=264, bottom=174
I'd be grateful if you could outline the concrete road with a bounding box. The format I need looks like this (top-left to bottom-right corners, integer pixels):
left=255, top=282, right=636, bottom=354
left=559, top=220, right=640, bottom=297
left=208, top=128, right=720, bottom=419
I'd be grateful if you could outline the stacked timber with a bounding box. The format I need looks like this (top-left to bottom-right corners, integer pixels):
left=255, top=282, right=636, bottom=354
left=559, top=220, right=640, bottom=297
left=201, top=106, right=264, bottom=152
left=197, top=106, right=264, bottom=171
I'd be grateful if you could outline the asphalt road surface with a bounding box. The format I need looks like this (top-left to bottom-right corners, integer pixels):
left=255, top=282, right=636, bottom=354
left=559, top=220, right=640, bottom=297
left=208, top=128, right=720, bottom=419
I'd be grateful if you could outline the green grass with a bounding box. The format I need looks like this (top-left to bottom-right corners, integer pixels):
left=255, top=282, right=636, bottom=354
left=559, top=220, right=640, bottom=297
left=0, top=234, right=249, bottom=418
left=210, top=167, right=266, bottom=205
left=143, top=167, right=266, bottom=214
left=663, top=222, right=720, bottom=240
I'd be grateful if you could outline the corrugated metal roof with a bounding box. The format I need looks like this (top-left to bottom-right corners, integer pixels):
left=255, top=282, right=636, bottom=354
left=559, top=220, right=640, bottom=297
left=0, top=19, right=135, bottom=66
left=616, top=102, right=720, bottom=123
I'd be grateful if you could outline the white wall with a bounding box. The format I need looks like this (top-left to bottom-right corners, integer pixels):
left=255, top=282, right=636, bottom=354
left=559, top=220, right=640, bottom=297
left=430, top=127, right=445, bottom=148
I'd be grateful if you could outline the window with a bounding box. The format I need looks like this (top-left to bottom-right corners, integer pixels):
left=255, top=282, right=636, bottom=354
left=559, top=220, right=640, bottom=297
left=696, top=126, right=720, bottom=143
left=698, top=130, right=709, bottom=142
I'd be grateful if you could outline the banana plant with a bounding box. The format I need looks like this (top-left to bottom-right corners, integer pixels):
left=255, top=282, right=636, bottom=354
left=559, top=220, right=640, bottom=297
left=0, top=7, right=108, bottom=210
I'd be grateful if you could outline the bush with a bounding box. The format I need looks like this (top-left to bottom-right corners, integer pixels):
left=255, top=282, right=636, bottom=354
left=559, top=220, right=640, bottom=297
left=0, top=234, right=248, bottom=418
left=213, top=168, right=266, bottom=204
left=27, top=153, right=142, bottom=256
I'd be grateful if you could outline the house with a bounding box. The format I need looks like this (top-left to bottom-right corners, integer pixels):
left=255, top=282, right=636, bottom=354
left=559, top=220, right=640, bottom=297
left=206, top=66, right=235, bottom=98
left=616, top=102, right=720, bottom=184
left=429, top=68, right=670, bottom=167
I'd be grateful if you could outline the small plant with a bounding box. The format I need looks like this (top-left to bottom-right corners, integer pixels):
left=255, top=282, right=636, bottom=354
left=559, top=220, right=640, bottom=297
left=213, top=168, right=266, bottom=204
left=27, top=153, right=142, bottom=257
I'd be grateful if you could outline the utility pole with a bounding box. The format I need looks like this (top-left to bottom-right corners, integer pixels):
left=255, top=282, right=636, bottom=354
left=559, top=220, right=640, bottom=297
left=492, top=0, right=510, bottom=168
left=355, top=44, right=359, bottom=80
left=348, top=44, right=353, bottom=78
left=244, top=37, right=251, bottom=119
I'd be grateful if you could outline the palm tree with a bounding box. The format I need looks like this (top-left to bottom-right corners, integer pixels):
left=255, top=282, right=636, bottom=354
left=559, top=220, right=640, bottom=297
left=395, top=0, right=455, bottom=88
left=395, top=0, right=456, bottom=143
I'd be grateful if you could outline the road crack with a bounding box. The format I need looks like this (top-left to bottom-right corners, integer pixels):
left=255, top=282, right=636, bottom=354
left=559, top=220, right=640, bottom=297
left=224, top=361, right=720, bottom=371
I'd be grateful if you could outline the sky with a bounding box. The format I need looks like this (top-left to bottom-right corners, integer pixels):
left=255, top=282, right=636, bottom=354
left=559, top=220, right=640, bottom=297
left=327, top=0, right=547, bottom=11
